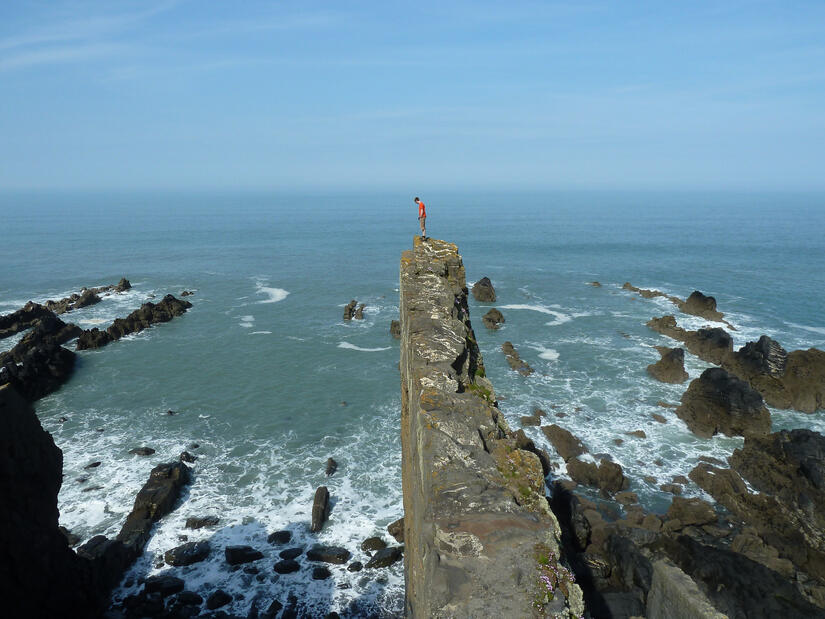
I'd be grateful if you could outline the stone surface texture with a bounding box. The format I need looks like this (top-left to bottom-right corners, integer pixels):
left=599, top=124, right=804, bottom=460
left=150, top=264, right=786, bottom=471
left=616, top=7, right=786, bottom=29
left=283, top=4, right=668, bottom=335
left=399, top=237, right=583, bottom=618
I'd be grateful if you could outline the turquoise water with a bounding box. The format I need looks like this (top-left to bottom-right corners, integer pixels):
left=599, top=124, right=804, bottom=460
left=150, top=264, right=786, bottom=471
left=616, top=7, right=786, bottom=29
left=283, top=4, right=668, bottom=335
left=2, top=190, right=825, bottom=616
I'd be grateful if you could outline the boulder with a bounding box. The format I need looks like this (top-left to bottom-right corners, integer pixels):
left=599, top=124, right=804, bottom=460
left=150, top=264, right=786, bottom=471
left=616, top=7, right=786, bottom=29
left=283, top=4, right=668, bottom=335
left=354, top=303, right=365, bottom=320
left=347, top=561, right=363, bottom=572
left=482, top=308, right=505, bottom=330
left=365, top=546, right=403, bottom=568
left=387, top=517, right=404, bottom=543
left=471, top=277, right=496, bottom=302
left=311, top=486, right=330, bottom=532
left=567, top=458, right=629, bottom=494
left=279, top=547, right=303, bottom=560
left=129, top=447, right=155, bottom=456
left=115, top=278, right=132, bottom=292
left=144, top=574, right=185, bottom=597
left=325, top=457, right=338, bottom=476
left=225, top=545, right=263, bottom=565
left=390, top=320, right=401, bottom=339
left=312, top=566, right=332, bottom=580
left=647, top=347, right=689, bottom=384
left=679, top=290, right=725, bottom=322
left=206, top=589, right=232, bottom=610
left=267, top=530, right=292, bottom=545
left=666, top=497, right=716, bottom=527
left=273, top=559, right=300, bottom=574
left=541, top=424, right=586, bottom=462
left=185, top=515, right=219, bottom=529
left=675, top=368, right=771, bottom=438
left=306, top=544, right=351, bottom=564
left=165, top=541, right=210, bottom=566
left=361, top=537, right=387, bottom=552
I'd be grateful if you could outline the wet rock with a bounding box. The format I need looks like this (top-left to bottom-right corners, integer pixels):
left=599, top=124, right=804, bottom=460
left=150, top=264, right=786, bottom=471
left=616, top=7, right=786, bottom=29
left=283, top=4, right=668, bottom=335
left=0, top=301, right=55, bottom=339
left=482, top=308, right=505, bottom=330
left=186, top=515, right=219, bottom=529
left=541, top=424, right=586, bottom=462
left=175, top=590, right=203, bottom=606
left=273, top=560, right=300, bottom=574
left=347, top=561, right=363, bottom=572
left=144, top=574, right=185, bottom=597
left=343, top=300, right=358, bottom=321
left=75, top=294, right=192, bottom=350
left=115, top=278, right=132, bottom=292
left=325, top=457, right=337, bottom=476
left=312, top=566, right=332, bottom=580
left=0, top=338, right=77, bottom=402
left=567, top=458, right=629, bottom=494
left=179, top=451, right=196, bottom=463
left=206, top=589, right=232, bottom=610
left=390, top=320, right=401, bottom=339
left=680, top=290, right=724, bottom=322
left=85, top=461, right=101, bottom=469
left=365, top=545, right=403, bottom=568
left=589, top=281, right=601, bottom=287
left=225, top=545, right=264, bottom=565
left=647, top=346, right=689, bottom=384
left=267, top=530, right=292, bottom=545
left=129, top=447, right=155, bottom=456
left=626, top=430, right=646, bottom=439
left=311, top=486, right=330, bottom=532
left=387, top=517, right=404, bottom=543
left=659, top=483, right=682, bottom=495
left=666, top=497, right=716, bottom=527
left=278, top=547, right=303, bottom=560
left=652, top=413, right=667, bottom=423
left=675, top=368, right=771, bottom=438
left=361, top=537, right=387, bottom=552
left=307, top=544, right=351, bottom=564
left=180, top=290, right=194, bottom=297
left=615, top=491, right=638, bottom=506
left=58, top=525, right=81, bottom=547
left=165, top=540, right=210, bottom=566
left=471, top=277, right=496, bottom=302
left=354, top=303, right=365, bottom=319
left=501, top=341, right=533, bottom=376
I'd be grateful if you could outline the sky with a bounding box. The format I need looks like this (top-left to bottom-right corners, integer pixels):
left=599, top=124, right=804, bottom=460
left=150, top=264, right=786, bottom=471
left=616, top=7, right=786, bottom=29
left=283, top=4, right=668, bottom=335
left=1, top=1, right=824, bottom=192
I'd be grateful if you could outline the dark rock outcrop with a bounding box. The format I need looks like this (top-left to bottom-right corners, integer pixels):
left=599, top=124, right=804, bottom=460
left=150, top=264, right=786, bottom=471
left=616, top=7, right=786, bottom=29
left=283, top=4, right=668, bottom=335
left=399, top=237, right=583, bottom=617
left=306, top=544, right=351, bottom=564
left=325, top=457, right=337, bottom=476
left=390, top=320, right=401, bottom=339
left=482, top=308, right=505, bottom=330
left=387, top=517, right=404, bottom=543
left=225, top=545, right=263, bottom=565
left=365, top=546, right=403, bottom=568
left=675, top=367, right=771, bottom=438
left=311, top=486, right=330, bottom=532
left=624, top=282, right=734, bottom=328
left=501, top=341, right=534, bottom=376
left=76, top=294, right=192, bottom=350
left=343, top=300, right=358, bottom=320
left=0, top=385, right=100, bottom=617
left=186, top=515, right=219, bottom=529
left=567, top=457, right=629, bottom=494
left=0, top=302, right=54, bottom=339
left=354, top=303, right=365, bottom=319
left=471, top=276, right=496, bottom=302
left=646, top=346, right=689, bottom=384
left=164, top=540, right=210, bottom=566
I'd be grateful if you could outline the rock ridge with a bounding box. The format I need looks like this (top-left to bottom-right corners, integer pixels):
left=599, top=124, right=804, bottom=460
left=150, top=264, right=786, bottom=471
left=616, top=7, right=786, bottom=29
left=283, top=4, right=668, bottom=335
left=399, top=236, right=584, bottom=618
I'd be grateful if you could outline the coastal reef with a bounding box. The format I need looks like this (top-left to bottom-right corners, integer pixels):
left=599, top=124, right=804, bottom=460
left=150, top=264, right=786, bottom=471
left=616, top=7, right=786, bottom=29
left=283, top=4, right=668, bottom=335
left=399, top=236, right=584, bottom=618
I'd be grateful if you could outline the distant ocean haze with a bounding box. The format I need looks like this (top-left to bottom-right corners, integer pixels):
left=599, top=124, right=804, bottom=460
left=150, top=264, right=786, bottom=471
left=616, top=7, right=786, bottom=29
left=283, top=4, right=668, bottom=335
left=2, top=189, right=824, bottom=616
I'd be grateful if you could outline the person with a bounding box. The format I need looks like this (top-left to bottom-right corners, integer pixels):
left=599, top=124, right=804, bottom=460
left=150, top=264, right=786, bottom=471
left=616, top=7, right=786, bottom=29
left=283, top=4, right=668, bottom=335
left=414, top=196, right=427, bottom=239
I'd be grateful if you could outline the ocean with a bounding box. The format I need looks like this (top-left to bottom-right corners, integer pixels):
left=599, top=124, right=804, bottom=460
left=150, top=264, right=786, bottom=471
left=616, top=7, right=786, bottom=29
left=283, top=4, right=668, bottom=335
left=2, top=189, right=825, bottom=616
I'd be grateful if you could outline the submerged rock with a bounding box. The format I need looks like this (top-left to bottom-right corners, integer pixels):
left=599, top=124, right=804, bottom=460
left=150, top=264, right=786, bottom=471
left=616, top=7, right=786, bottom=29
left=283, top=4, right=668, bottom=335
left=501, top=341, right=534, bottom=376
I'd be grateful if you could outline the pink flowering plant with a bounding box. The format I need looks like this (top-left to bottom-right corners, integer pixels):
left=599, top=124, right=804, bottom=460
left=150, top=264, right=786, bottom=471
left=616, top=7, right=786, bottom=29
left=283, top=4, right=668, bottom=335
left=532, top=543, right=577, bottom=616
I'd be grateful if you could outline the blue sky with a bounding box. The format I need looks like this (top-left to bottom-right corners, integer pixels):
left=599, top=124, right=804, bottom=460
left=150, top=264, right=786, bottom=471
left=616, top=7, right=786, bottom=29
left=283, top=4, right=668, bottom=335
left=1, top=1, right=824, bottom=191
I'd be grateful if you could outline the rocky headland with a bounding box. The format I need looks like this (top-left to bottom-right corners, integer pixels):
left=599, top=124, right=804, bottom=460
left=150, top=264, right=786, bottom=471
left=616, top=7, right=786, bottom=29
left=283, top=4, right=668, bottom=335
left=399, top=236, right=584, bottom=617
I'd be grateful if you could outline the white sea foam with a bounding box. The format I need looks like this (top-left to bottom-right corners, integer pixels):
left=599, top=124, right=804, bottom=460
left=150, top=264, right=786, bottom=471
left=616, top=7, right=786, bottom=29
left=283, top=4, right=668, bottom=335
left=338, top=342, right=391, bottom=352
left=498, top=304, right=572, bottom=326
left=249, top=331, right=272, bottom=335
left=239, top=314, right=255, bottom=328
left=255, top=284, right=289, bottom=304
left=787, top=322, right=825, bottom=337
left=528, top=344, right=560, bottom=361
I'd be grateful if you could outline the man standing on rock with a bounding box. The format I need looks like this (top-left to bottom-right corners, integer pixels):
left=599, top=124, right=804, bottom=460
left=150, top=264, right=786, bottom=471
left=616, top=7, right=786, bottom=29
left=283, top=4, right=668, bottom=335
left=414, top=196, right=427, bottom=239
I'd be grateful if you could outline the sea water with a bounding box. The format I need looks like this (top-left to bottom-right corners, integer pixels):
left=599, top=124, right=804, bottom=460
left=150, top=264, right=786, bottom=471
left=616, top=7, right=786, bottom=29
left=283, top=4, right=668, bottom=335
left=1, top=190, right=824, bottom=616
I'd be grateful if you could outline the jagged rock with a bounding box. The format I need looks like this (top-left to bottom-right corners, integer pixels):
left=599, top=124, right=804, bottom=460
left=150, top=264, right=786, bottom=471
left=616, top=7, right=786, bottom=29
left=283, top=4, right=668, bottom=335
left=144, top=574, right=185, bottom=597
left=179, top=451, right=196, bottom=463
left=471, top=277, right=496, bottom=302
left=501, top=341, right=533, bottom=375
left=390, top=320, right=401, bottom=339
left=325, top=457, right=338, bottom=476
left=278, top=547, right=303, bottom=560
left=675, top=368, right=771, bottom=438
left=482, top=308, right=505, bottom=330
left=129, top=447, right=155, bottom=456
left=165, top=541, right=210, bottom=566
left=115, top=278, right=131, bottom=292
left=342, top=300, right=358, bottom=321
left=666, top=497, right=716, bottom=527
left=225, top=545, right=263, bottom=565
left=273, top=559, right=300, bottom=574
left=0, top=385, right=99, bottom=616
left=311, top=486, right=330, bottom=532
left=185, top=515, right=219, bottom=529
left=206, top=589, right=232, bottom=610
left=267, top=530, right=292, bottom=545
left=387, top=518, right=404, bottom=543
left=647, top=346, right=689, bottom=383
left=354, top=303, right=365, bottom=319
left=365, top=546, right=403, bottom=568
left=76, top=294, right=192, bottom=350
left=541, top=424, right=586, bottom=462
left=512, top=429, right=552, bottom=478
left=59, top=525, right=81, bottom=547
left=180, top=290, right=194, bottom=297
left=0, top=338, right=76, bottom=402
left=0, top=302, right=54, bottom=339
left=679, top=291, right=724, bottom=322
left=567, top=458, right=629, bottom=494
left=361, top=537, right=387, bottom=552
left=306, top=544, right=351, bottom=564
